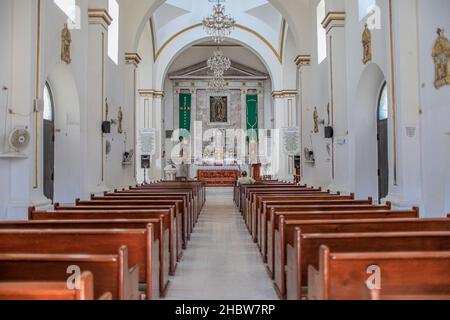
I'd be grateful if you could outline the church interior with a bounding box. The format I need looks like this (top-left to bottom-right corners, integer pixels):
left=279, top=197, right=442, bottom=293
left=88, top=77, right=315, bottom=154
left=0, top=0, right=450, bottom=301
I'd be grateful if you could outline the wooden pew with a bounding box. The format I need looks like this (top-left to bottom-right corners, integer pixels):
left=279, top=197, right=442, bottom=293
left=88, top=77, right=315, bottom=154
left=279, top=216, right=450, bottom=299
left=367, top=288, right=450, bottom=300
left=56, top=203, right=183, bottom=262
left=0, top=242, right=138, bottom=300
left=0, top=272, right=112, bottom=300
left=0, top=218, right=164, bottom=299
left=137, top=181, right=205, bottom=207
left=27, top=210, right=170, bottom=298
left=309, top=246, right=450, bottom=300
left=244, top=187, right=322, bottom=222
left=267, top=208, right=419, bottom=284
left=91, top=193, right=193, bottom=237
left=250, top=193, right=352, bottom=240
left=260, top=202, right=388, bottom=251
left=124, top=187, right=199, bottom=221
left=235, top=183, right=294, bottom=210
left=290, top=230, right=450, bottom=300
left=46, top=206, right=177, bottom=275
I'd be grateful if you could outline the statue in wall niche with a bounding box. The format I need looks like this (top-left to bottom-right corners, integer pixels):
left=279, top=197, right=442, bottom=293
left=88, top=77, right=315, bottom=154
left=117, top=107, right=123, bottom=134
left=313, top=107, right=319, bottom=134
left=61, top=23, right=72, bottom=64
left=432, top=28, right=450, bottom=89
left=362, top=24, right=372, bottom=65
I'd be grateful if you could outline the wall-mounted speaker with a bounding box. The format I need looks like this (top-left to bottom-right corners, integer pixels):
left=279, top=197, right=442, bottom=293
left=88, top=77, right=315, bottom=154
left=102, top=121, right=111, bottom=134
left=324, top=126, right=334, bottom=139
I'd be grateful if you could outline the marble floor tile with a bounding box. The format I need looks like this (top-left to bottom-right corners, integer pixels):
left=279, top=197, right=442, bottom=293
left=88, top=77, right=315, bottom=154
left=164, top=188, right=278, bottom=300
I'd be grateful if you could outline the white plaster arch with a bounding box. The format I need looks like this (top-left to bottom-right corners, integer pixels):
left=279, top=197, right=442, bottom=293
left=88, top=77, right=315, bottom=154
left=124, top=0, right=304, bottom=55
left=46, top=63, right=81, bottom=204
left=152, top=28, right=282, bottom=91
left=353, top=63, right=386, bottom=201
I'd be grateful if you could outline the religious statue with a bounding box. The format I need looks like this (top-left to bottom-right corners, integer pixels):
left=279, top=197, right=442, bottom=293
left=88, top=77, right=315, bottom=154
left=210, top=96, right=227, bottom=123
left=313, top=107, right=319, bottom=133
left=362, top=24, right=372, bottom=65
left=61, top=23, right=72, bottom=64
left=432, top=28, right=450, bottom=89
left=117, top=107, right=123, bottom=134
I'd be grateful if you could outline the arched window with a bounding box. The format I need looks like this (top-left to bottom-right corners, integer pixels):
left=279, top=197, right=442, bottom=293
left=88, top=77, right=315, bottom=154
left=43, top=82, right=54, bottom=121
left=377, top=82, right=388, bottom=121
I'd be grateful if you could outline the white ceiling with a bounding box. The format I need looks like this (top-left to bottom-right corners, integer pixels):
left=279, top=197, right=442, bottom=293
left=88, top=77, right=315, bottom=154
left=152, top=0, right=284, bottom=54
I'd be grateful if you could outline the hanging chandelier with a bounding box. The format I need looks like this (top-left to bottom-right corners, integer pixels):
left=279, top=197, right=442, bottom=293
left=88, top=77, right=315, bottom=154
left=202, top=0, right=236, bottom=43
left=208, top=76, right=227, bottom=92
left=207, top=48, right=231, bottom=77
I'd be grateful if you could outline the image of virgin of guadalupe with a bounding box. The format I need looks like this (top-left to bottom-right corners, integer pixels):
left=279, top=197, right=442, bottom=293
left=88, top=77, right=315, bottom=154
left=210, top=96, right=228, bottom=123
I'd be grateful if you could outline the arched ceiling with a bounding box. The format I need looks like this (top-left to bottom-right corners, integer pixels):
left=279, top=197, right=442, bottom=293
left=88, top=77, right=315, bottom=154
left=150, top=0, right=286, bottom=62
left=167, top=40, right=269, bottom=75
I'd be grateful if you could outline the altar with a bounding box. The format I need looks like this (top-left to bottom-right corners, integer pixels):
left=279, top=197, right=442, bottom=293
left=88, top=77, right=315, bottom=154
left=195, top=165, right=240, bottom=187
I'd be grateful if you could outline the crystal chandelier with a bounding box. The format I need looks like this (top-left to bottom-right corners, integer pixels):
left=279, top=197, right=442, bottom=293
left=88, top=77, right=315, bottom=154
left=202, top=0, right=236, bottom=43
left=208, top=76, right=227, bottom=92
left=207, top=48, right=231, bottom=77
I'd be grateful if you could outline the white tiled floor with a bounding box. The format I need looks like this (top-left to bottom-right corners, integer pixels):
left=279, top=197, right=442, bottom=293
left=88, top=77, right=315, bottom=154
left=164, top=188, right=278, bottom=300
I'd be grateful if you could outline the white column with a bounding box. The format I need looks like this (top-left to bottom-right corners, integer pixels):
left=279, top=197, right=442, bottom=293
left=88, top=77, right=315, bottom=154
left=272, top=92, right=289, bottom=180
left=323, top=11, right=351, bottom=194
left=296, top=55, right=313, bottom=186
left=150, top=92, right=164, bottom=180
left=84, top=7, right=112, bottom=195
left=124, top=53, right=141, bottom=186
left=136, top=89, right=153, bottom=184
left=385, top=0, right=423, bottom=209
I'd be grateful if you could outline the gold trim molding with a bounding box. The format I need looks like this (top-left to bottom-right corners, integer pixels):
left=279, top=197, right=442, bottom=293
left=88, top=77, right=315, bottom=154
left=88, top=9, right=113, bottom=30
left=295, top=54, right=311, bottom=66
left=125, top=53, right=142, bottom=67
left=150, top=22, right=285, bottom=63
left=321, top=12, right=346, bottom=33
left=272, top=90, right=298, bottom=98
left=138, top=89, right=165, bottom=98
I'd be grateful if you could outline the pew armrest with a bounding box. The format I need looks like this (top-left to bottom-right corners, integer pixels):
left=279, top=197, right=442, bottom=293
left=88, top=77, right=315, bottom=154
left=307, top=265, right=321, bottom=300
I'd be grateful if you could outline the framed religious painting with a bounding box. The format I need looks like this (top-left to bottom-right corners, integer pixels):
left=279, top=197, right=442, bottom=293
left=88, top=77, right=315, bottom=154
left=208, top=93, right=231, bottom=125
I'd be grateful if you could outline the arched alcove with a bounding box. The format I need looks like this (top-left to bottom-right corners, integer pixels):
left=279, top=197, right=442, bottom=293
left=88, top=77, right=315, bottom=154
left=46, top=64, right=81, bottom=204
left=354, top=63, right=386, bottom=201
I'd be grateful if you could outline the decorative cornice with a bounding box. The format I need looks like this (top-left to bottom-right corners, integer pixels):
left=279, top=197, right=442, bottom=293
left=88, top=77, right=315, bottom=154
left=88, top=9, right=113, bottom=30
left=295, top=54, right=312, bottom=66
left=272, top=90, right=298, bottom=98
left=125, top=53, right=142, bottom=67
left=138, top=89, right=155, bottom=97
left=153, top=91, right=165, bottom=98
left=321, top=12, right=346, bottom=32
left=139, top=89, right=165, bottom=98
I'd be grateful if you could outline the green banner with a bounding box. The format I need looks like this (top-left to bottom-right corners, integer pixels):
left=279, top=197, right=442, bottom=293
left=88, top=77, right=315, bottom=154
left=179, top=93, right=191, bottom=134
left=246, top=95, right=258, bottom=141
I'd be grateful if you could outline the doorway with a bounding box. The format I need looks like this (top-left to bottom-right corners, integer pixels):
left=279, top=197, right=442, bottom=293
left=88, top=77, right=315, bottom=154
left=43, top=82, right=55, bottom=201
left=377, top=82, right=389, bottom=201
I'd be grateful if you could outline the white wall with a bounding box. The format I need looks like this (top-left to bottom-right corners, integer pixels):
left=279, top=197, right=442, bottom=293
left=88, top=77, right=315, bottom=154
left=417, top=0, right=450, bottom=216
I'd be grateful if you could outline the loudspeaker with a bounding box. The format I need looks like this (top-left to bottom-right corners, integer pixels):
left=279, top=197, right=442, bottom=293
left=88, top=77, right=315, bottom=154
left=324, top=126, right=334, bottom=139
left=102, top=121, right=111, bottom=134
left=141, top=155, right=151, bottom=169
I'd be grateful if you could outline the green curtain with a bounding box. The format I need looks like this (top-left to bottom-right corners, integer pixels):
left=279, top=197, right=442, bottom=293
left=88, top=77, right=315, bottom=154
left=246, top=95, right=258, bottom=141
left=179, top=93, right=191, bottom=134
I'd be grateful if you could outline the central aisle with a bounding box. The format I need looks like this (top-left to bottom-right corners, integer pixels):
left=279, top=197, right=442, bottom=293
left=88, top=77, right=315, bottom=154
left=164, top=188, right=278, bottom=300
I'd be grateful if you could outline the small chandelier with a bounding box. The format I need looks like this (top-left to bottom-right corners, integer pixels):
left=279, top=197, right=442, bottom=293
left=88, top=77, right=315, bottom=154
left=202, top=0, right=236, bottom=43
left=207, top=48, right=231, bottom=77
